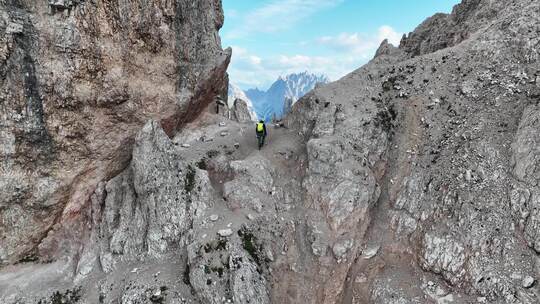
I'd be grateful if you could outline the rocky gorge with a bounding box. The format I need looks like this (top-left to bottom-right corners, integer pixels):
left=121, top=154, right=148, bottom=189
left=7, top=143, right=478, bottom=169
left=1, top=0, right=539, bottom=303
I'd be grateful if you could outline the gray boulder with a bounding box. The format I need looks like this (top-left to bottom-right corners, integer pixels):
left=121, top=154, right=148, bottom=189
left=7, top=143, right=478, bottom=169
left=187, top=234, right=270, bottom=304
left=232, top=98, right=255, bottom=123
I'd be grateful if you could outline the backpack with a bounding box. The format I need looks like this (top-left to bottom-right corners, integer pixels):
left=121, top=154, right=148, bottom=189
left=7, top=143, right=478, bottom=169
left=257, top=123, right=264, bottom=132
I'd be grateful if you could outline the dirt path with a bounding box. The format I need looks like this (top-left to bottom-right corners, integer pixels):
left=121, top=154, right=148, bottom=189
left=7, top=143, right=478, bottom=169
left=172, top=110, right=307, bottom=240
left=173, top=111, right=304, bottom=171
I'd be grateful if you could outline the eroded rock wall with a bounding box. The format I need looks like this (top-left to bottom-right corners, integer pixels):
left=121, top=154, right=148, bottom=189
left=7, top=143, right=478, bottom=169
left=284, top=0, right=540, bottom=302
left=0, top=0, right=230, bottom=265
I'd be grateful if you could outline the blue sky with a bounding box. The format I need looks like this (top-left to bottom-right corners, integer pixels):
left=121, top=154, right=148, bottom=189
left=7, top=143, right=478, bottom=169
left=222, top=0, right=461, bottom=90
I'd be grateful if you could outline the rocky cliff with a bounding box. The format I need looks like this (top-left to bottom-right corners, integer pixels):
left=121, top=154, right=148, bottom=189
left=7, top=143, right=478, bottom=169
left=1, top=0, right=539, bottom=303
left=286, top=0, right=540, bottom=302
left=1, top=0, right=230, bottom=267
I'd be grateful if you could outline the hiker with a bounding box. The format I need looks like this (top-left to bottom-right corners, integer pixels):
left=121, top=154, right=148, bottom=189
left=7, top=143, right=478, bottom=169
left=255, top=120, right=267, bottom=150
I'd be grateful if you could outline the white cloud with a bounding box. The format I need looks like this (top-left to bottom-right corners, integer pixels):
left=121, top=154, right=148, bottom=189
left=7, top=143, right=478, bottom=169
left=228, top=46, right=267, bottom=87
left=317, top=26, right=402, bottom=54
left=225, top=0, right=344, bottom=39
left=231, top=45, right=248, bottom=57
left=228, top=50, right=359, bottom=89
left=227, top=26, right=404, bottom=89
left=317, top=33, right=374, bottom=54
left=276, top=55, right=338, bottom=74
left=378, top=25, right=402, bottom=46
left=225, top=9, right=239, bottom=19
left=278, top=55, right=314, bottom=67
left=249, top=56, right=262, bottom=65
left=230, top=46, right=261, bottom=66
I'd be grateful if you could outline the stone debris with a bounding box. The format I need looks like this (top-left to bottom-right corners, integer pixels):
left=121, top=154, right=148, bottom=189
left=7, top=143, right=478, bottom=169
left=6, top=22, right=23, bottom=34
left=210, top=214, right=219, bottom=222
left=201, top=136, right=214, bottom=142
left=217, top=229, right=233, bottom=237
left=522, top=276, right=535, bottom=288
left=362, top=245, right=380, bottom=259
left=333, top=239, right=354, bottom=259
left=355, top=273, right=368, bottom=284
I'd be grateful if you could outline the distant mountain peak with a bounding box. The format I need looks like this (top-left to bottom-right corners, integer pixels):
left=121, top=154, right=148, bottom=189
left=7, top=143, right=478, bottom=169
left=239, top=72, right=329, bottom=121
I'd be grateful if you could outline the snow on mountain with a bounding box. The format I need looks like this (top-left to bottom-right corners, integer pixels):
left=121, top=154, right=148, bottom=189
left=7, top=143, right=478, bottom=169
left=245, top=72, right=329, bottom=121
left=279, top=72, right=330, bottom=104
left=228, top=83, right=249, bottom=106
left=228, top=83, right=258, bottom=121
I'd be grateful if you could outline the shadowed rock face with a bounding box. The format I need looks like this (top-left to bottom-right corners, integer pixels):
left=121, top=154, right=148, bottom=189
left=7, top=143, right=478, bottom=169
left=0, top=0, right=230, bottom=265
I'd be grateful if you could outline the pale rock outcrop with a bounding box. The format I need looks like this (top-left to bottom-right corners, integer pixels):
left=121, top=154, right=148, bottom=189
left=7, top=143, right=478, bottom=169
left=232, top=98, right=256, bottom=123
left=420, top=232, right=467, bottom=285
left=187, top=232, right=270, bottom=304
left=74, top=120, right=213, bottom=278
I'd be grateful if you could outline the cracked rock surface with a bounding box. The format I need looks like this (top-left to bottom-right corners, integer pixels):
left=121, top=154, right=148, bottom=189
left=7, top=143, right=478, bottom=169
left=0, top=0, right=230, bottom=266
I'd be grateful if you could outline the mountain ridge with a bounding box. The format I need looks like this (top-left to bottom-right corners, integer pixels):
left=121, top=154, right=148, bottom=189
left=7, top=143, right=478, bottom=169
left=243, top=71, right=329, bottom=120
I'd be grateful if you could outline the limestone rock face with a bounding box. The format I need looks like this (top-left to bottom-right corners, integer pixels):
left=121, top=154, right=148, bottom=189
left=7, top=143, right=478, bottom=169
left=282, top=0, right=540, bottom=302
left=72, top=120, right=213, bottom=279
left=0, top=0, right=230, bottom=265
left=187, top=232, right=270, bottom=304
left=511, top=105, right=540, bottom=253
